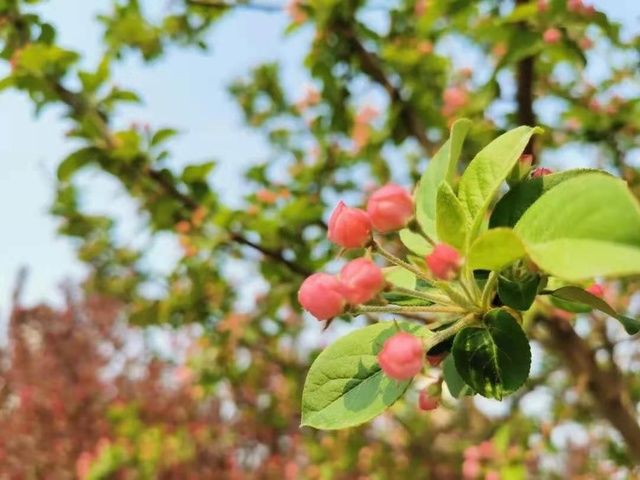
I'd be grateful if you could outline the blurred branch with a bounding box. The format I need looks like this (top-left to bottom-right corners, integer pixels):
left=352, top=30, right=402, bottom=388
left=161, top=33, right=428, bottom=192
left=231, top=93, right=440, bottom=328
left=48, top=79, right=311, bottom=277
left=186, top=0, right=282, bottom=12
left=339, top=25, right=433, bottom=153
left=515, top=0, right=536, bottom=158
left=536, top=314, right=640, bottom=462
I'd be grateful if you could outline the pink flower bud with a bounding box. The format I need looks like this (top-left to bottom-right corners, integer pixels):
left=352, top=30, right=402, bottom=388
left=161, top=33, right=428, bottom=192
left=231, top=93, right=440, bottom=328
left=586, top=283, right=605, bottom=298
left=426, top=351, right=447, bottom=367
left=418, top=390, right=439, bottom=411
left=543, top=28, right=562, bottom=44
left=378, top=332, right=424, bottom=381
left=426, top=244, right=462, bottom=280
left=519, top=154, right=533, bottom=168
left=297, top=273, right=346, bottom=320
left=462, top=459, right=481, bottom=479
left=464, top=445, right=480, bottom=461
left=339, top=258, right=385, bottom=305
left=537, top=0, right=549, bottom=12
left=328, top=201, right=372, bottom=249
left=567, top=0, right=583, bottom=12
left=531, top=167, right=553, bottom=178
left=478, top=441, right=495, bottom=460
left=366, top=183, right=414, bottom=232
left=442, top=86, right=469, bottom=116
left=579, top=37, right=593, bottom=50
left=485, top=471, right=501, bottom=480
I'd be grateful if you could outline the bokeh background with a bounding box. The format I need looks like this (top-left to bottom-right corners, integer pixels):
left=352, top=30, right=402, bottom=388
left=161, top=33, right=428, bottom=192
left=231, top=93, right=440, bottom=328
left=1, top=0, right=640, bottom=478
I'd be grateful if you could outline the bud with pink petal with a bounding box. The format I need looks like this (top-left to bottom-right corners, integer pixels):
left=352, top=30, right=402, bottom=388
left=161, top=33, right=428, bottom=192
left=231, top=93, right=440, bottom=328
left=378, top=332, right=424, bottom=380
left=531, top=167, right=553, bottom=178
left=586, top=283, right=605, bottom=298
left=485, top=471, right=501, bottom=480
left=543, top=28, right=562, bottom=44
left=537, top=0, right=549, bottom=12
left=426, top=351, right=448, bottom=367
left=425, top=244, right=462, bottom=280
left=339, top=258, right=385, bottom=305
left=418, top=390, right=439, bottom=411
left=298, top=273, right=347, bottom=320
left=328, top=201, right=372, bottom=248
left=366, top=183, right=414, bottom=233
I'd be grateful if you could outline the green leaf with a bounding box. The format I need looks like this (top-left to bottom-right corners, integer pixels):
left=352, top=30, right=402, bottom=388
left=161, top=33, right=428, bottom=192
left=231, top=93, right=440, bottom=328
left=515, top=172, right=640, bottom=280
left=436, top=182, right=470, bottom=250
left=416, top=118, right=471, bottom=239
left=452, top=309, right=531, bottom=400
left=301, top=321, right=431, bottom=430
left=468, top=228, right=526, bottom=271
left=383, top=266, right=416, bottom=290
left=57, top=147, right=102, bottom=181
left=151, top=128, right=179, bottom=147
left=442, top=355, right=470, bottom=398
left=549, top=286, right=640, bottom=335
left=458, top=126, right=542, bottom=240
left=490, top=169, right=600, bottom=228
left=399, top=229, right=431, bottom=256
left=497, top=270, right=540, bottom=311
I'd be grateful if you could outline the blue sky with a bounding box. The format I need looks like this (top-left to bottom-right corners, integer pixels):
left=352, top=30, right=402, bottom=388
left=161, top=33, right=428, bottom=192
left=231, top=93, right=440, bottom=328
left=0, top=0, right=638, bottom=320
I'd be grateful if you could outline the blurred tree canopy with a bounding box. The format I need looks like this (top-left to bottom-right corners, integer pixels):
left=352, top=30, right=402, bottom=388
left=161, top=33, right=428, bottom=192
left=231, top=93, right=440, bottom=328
left=1, top=0, right=640, bottom=478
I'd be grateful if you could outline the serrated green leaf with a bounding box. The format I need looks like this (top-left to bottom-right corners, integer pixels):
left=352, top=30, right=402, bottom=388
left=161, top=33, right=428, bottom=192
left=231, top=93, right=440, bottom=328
left=515, top=172, right=640, bottom=280
left=468, top=228, right=526, bottom=271
left=436, top=181, right=470, bottom=250
left=549, top=286, right=640, bottom=335
left=416, top=118, right=471, bottom=239
left=458, top=126, right=542, bottom=241
left=452, top=309, right=531, bottom=400
left=301, top=321, right=431, bottom=430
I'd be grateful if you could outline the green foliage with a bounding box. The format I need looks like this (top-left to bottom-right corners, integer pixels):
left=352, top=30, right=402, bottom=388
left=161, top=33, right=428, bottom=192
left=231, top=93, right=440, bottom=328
left=467, top=228, right=525, bottom=272
left=515, top=173, right=640, bottom=280
left=436, top=181, right=469, bottom=250
left=452, top=310, right=531, bottom=400
left=301, top=321, right=431, bottom=430
left=497, top=267, right=541, bottom=311
left=458, top=126, right=542, bottom=241
left=548, top=286, right=640, bottom=335
left=416, top=118, right=471, bottom=239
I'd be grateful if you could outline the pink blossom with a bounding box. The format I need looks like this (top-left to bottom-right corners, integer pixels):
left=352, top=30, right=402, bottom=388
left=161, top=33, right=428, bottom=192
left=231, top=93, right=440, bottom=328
left=366, top=183, right=414, bottom=232
left=339, top=258, right=385, bottom=305
left=378, top=332, right=424, bottom=380
left=328, top=201, right=372, bottom=248
left=426, top=244, right=462, bottom=280
left=298, top=273, right=347, bottom=320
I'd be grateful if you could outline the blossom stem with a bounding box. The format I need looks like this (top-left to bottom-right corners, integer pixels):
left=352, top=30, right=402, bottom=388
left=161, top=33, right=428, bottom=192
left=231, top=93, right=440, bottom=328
left=391, top=286, right=454, bottom=305
left=426, top=313, right=478, bottom=349
left=481, top=271, right=499, bottom=309
left=373, top=240, right=431, bottom=283
left=352, top=304, right=465, bottom=315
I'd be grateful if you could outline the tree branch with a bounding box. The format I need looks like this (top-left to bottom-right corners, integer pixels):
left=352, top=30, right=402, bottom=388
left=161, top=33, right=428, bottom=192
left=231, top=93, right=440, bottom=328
left=515, top=0, right=536, bottom=157
left=48, top=79, right=311, bottom=277
left=339, top=26, right=433, bottom=153
left=536, top=314, right=640, bottom=462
